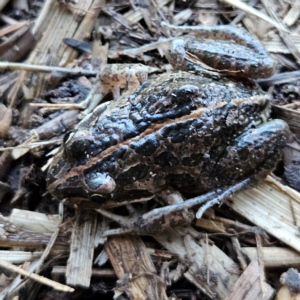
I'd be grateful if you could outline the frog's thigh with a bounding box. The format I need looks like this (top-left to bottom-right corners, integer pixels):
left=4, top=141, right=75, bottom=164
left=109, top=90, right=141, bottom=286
left=216, top=119, right=289, bottom=177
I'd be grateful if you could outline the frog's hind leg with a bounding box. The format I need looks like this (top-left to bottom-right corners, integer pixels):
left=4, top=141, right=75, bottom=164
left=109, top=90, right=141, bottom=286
left=96, top=183, right=248, bottom=236
left=165, top=39, right=205, bottom=72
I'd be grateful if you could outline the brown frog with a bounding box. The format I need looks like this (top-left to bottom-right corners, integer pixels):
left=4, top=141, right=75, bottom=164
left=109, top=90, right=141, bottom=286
left=47, top=24, right=289, bottom=234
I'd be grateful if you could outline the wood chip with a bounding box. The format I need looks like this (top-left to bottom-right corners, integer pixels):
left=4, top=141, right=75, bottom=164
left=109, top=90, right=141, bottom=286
left=66, top=208, right=98, bottom=288
left=105, top=234, right=168, bottom=300
left=242, top=247, right=300, bottom=268
left=154, top=227, right=240, bottom=299
left=224, top=260, right=274, bottom=300
left=228, top=176, right=300, bottom=252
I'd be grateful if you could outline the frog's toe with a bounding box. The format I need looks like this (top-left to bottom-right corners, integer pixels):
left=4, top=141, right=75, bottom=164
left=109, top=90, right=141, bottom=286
left=96, top=208, right=137, bottom=236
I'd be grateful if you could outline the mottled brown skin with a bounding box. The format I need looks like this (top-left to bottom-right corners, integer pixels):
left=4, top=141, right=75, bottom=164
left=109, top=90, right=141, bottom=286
left=47, top=71, right=289, bottom=205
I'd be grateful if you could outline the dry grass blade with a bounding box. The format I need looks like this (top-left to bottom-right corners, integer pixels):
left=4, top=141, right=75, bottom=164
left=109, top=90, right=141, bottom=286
left=220, top=0, right=288, bottom=32
left=0, top=61, right=98, bottom=75
left=283, top=0, right=300, bottom=26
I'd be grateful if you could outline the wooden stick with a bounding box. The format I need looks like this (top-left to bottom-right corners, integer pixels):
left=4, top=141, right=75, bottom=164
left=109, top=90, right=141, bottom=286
left=0, top=259, right=74, bottom=293
left=0, top=61, right=97, bottom=76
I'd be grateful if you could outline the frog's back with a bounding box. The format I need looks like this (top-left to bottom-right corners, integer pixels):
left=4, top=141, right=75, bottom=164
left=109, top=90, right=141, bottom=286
left=47, top=71, right=271, bottom=203
left=74, top=71, right=265, bottom=162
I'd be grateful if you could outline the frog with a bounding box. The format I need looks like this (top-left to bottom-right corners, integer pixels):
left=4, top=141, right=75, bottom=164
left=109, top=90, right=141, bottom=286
left=47, top=23, right=290, bottom=235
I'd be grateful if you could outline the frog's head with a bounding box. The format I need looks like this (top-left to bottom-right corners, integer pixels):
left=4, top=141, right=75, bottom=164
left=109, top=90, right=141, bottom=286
left=47, top=129, right=118, bottom=204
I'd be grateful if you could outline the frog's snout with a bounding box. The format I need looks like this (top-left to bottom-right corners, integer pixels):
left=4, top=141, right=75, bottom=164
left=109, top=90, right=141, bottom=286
left=262, top=119, right=290, bottom=141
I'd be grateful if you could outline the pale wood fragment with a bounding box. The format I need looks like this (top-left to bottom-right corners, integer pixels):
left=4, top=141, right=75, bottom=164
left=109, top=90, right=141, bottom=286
left=0, top=213, right=68, bottom=249
left=228, top=176, right=300, bottom=252
left=116, top=0, right=171, bottom=26
left=52, top=266, right=116, bottom=282
left=0, top=259, right=40, bottom=299
left=231, top=238, right=247, bottom=271
left=0, top=103, right=12, bottom=138
left=0, top=218, right=68, bottom=252
left=255, top=234, right=266, bottom=295
left=242, top=247, right=300, bottom=268
left=0, top=250, right=42, bottom=264
left=196, top=215, right=252, bottom=233
left=0, top=21, right=31, bottom=37
left=235, top=0, right=300, bottom=62
left=154, top=227, right=240, bottom=299
left=105, top=234, right=168, bottom=300
left=263, top=36, right=300, bottom=54
left=0, top=225, right=55, bottom=248
left=283, top=0, right=300, bottom=26
left=173, top=9, right=193, bottom=25
left=0, top=0, right=9, bottom=11
left=9, top=209, right=61, bottom=233
left=62, top=0, right=106, bottom=67
left=0, top=258, right=74, bottom=293
left=24, top=207, right=64, bottom=299
left=137, top=0, right=159, bottom=31
left=279, top=31, right=300, bottom=65
left=242, top=15, right=273, bottom=41
left=66, top=209, right=98, bottom=288
left=223, top=260, right=274, bottom=300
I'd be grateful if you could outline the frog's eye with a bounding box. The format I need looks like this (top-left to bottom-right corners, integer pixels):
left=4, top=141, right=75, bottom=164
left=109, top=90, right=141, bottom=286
left=84, top=172, right=116, bottom=194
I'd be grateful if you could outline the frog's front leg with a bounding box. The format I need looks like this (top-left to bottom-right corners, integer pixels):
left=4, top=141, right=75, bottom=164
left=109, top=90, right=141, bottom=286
left=96, top=182, right=252, bottom=236
left=96, top=189, right=194, bottom=236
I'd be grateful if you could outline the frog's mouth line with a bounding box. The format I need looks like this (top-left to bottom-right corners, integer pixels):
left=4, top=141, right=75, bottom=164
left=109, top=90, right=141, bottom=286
left=48, top=94, right=270, bottom=193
